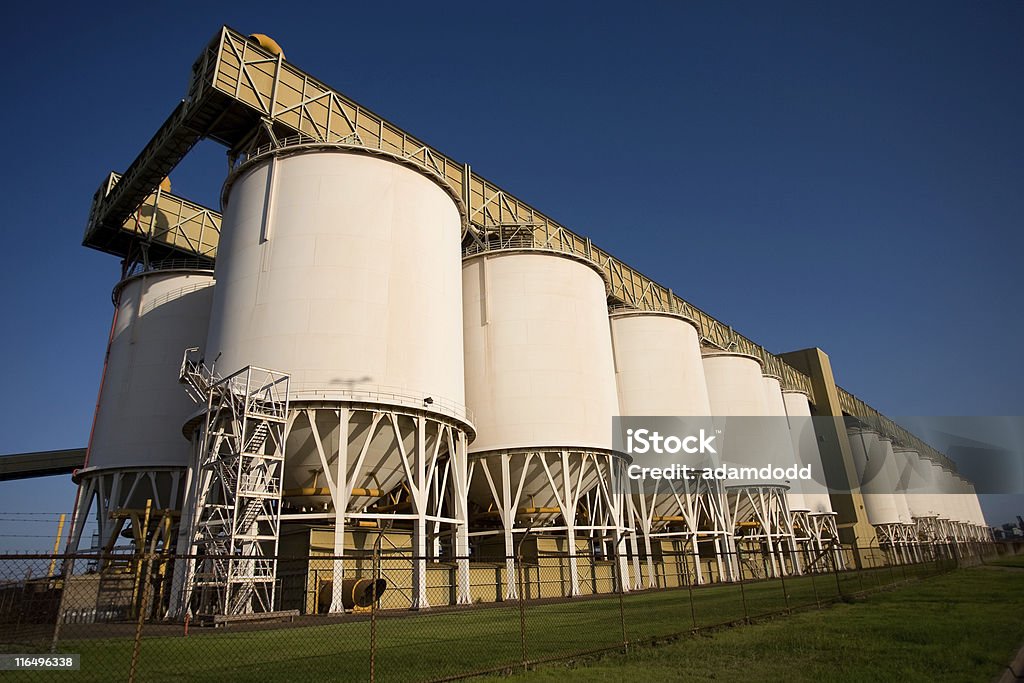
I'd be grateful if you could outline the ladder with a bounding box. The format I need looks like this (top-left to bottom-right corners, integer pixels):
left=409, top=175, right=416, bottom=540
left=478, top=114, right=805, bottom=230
left=178, top=350, right=289, bottom=616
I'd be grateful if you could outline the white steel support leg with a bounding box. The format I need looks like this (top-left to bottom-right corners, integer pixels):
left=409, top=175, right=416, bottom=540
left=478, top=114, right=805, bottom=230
left=561, top=451, right=580, bottom=597
left=329, top=408, right=349, bottom=614
left=500, top=453, right=517, bottom=601
left=412, top=515, right=428, bottom=609
left=566, top=523, right=580, bottom=597
left=692, top=535, right=704, bottom=585
left=643, top=533, right=657, bottom=589
left=452, top=431, right=471, bottom=605
left=411, top=418, right=429, bottom=610
left=628, top=532, right=643, bottom=590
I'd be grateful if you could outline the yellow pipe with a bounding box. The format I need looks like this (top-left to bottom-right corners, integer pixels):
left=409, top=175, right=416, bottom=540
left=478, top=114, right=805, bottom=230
left=282, top=487, right=384, bottom=498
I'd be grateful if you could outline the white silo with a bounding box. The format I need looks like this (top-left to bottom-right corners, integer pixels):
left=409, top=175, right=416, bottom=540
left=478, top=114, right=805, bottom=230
left=967, top=482, right=990, bottom=541
left=763, top=376, right=807, bottom=568
left=782, top=389, right=841, bottom=566
left=927, top=461, right=958, bottom=554
left=463, top=249, right=625, bottom=598
left=702, top=350, right=796, bottom=578
left=884, top=444, right=919, bottom=562
left=180, top=147, right=474, bottom=614
left=70, top=267, right=215, bottom=554
left=951, top=475, right=976, bottom=545
left=609, top=310, right=732, bottom=587
left=898, top=449, right=940, bottom=556
left=847, top=428, right=904, bottom=560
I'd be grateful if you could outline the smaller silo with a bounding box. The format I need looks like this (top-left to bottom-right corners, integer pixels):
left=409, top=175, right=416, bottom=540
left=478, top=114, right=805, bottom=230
left=847, top=428, right=905, bottom=560
left=463, top=248, right=625, bottom=598
left=703, top=350, right=796, bottom=577
left=70, top=267, right=215, bottom=554
left=783, top=389, right=841, bottom=563
left=610, top=310, right=732, bottom=586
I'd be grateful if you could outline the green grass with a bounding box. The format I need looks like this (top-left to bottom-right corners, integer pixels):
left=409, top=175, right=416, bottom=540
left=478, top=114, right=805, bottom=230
left=5, top=559, right=1018, bottom=682
left=987, top=552, right=1024, bottom=569
left=509, top=565, right=1024, bottom=682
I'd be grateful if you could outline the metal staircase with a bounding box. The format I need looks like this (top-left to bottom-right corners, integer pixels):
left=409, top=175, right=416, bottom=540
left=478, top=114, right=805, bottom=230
left=178, top=350, right=289, bottom=616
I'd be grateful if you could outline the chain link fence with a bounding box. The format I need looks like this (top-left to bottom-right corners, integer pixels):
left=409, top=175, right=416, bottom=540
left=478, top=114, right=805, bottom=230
left=0, top=540, right=1011, bottom=682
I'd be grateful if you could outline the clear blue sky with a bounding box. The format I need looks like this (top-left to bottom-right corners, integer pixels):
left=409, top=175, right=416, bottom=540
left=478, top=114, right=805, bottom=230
left=1, top=1, right=1021, bottom=551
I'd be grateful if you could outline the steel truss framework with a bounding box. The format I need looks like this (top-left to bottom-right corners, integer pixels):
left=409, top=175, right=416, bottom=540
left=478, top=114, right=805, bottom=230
left=174, top=357, right=289, bottom=617
left=873, top=523, right=923, bottom=565
left=806, top=512, right=845, bottom=570
left=627, top=476, right=735, bottom=588
left=468, top=449, right=630, bottom=599
left=276, top=403, right=472, bottom=611
left=728, top=485, right=801, bottom=578
left=68, top=467, right=185, bottom=556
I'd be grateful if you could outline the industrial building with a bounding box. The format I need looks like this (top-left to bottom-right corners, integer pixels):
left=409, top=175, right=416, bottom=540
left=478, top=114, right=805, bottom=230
left=17, top=27, right=991, bottom=619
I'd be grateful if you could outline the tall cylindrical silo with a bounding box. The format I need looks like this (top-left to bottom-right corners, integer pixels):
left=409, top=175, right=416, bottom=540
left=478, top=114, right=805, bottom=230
left=846, top=429, right=901, bottom=524
left=881, top=441, right=917, bottom=562
left=950, top=475, right=974, bottom=540
left=879, top=440, right=913, bottom=524
left=609, top=310, right=731, bottom=586
left=782, top=389, right=840, bottom=559
left=763, top=376, right=806, bottom=513
left=967, top=482, right=989, bottom=540
left=70, top=267, right=215, bottom=553
left=781, top=391, right=833, bottom=514
left=463, top=248, right=624, bottom=598
left=926, top=461, right=951, bottom=520
left=702, top=351, right=796, bottom=577
left=931, top=464, right=965, bottom=547
left=189, top=147, right=474, bottom=612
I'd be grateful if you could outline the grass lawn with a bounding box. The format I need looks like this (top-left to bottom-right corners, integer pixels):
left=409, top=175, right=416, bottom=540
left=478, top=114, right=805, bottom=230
left=5, top=559, right=1019, bottom=681
left=509, top=564, right=1024, bottom=682
left=987, top=552, right=1024, bottom=569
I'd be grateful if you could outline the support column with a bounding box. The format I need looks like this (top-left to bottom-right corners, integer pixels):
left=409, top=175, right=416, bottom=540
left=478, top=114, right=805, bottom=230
left=411, top=417, right=429, bottom=610
left=453, top=431, right=471, bottom=605
left=330, top=408, right=349, bottom=614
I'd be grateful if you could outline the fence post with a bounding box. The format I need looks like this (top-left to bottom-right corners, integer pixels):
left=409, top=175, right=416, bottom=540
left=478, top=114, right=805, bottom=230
left=777, top=546, right=790, bottom=614
left=736, top=544, right=750, bottom=624
left=680, top=547, right=697, bottom=630
left=370, top=538, right=381, bottom=683
left=831, top=542, right=843, bottom=599
left=614, top=537, right=627, bottom=653
left=808, top=552, right=821, bottom=609
left=127, top=499, right=153, bottom=683
left=517, top=553, right=527, bottom=672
